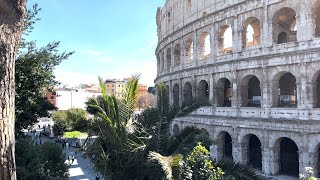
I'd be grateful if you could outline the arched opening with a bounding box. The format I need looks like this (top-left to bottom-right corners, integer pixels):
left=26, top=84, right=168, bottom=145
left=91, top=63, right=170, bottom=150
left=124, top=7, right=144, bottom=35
left=166, top=48, right=171, bottom=71
left=173, top=84, right=180, bottom=106
left=197, top=80, right=209, bottom=102
left=217, top=131, right=233, bottom=160
left=275, top=137, right=299, bottom=176
left=243, top=17, right=261, bottom=48
left=217, top=78, right=232, bottom=107
left=248, top=135, right=262, bottom=170
left=241, top=76, right=261, bottom=107
left=314, top=2, right=320, bottom=37
left=183, top=82, right=193, bottom=106
left=173, top=124, right=179, bottom=136
left=174, top=44, right=181, bottom=66
left=185, top=38, right=193, bottom=63
left=277, top=32, right=288, bottom=44
left=199, top=32, right=210, bottom=59
left=273, top=7, right=297, bottom=44
left=166, top=85, right=170, bottom=102
left=278, top=73, right=297, bottom=107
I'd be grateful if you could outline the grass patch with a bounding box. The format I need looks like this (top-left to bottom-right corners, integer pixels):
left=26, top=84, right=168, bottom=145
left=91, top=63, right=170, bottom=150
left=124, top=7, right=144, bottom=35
left=63, top=131, right=87, bottom=139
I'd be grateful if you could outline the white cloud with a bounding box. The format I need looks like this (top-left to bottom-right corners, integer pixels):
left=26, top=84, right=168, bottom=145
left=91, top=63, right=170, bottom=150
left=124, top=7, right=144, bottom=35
left=83, top=49, right=103, bottom=56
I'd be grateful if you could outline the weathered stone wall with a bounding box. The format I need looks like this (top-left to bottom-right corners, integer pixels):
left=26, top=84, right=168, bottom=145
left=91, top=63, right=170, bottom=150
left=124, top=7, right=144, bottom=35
left=155, top=0, right=320, bottom=178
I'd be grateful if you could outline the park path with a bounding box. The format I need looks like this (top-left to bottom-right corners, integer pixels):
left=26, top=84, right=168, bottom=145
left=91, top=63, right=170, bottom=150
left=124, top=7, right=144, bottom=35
left=65, top=146, right=103, bottom=180
left=26, top=124, right=104, bottom=180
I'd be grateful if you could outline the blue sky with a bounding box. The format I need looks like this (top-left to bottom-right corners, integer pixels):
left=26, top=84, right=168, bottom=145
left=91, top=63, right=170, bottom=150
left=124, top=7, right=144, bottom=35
left=26, top=0, right=164, bottom=86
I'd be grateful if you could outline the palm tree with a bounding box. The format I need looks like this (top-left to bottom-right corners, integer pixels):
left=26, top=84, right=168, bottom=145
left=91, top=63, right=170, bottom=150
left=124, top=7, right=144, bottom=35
left=85, top=76, right=150, bottom=180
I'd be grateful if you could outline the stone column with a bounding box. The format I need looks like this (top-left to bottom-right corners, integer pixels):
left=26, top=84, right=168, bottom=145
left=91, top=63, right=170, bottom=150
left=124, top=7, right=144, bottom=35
left=233, top=17, right=242, bottom=53
left=209, top=74, right=214, bottom=105
left=299, top=150, right=311, bottom=176
left=210, top=25, right=216, bottom=63
left=179, top=78, right=183, bottom=107
left=262, top=147, right=273, bottom=175
left=263, top=5, right=273, bottom=47
left=232, top=142, right=242, bottom=162
left=297, top=3, right=306, bottom=41
left=164, top=48, right=167, bottom=74
left=231, top=70, right=239, bottom=116
left=192, top=75, right=196, bottom=100
left=169, top=80, right=173, bottom=105
left=269, top=145, right=280, bottom=175
left=180, top=38, right=184, bottom=70
left=193, top=32, right=199, bottom=67
left=170, top=43, right=174, bottom=73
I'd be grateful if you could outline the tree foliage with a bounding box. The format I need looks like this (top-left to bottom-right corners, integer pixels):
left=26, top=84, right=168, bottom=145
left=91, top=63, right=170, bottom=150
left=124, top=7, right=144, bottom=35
left=15, top=3, right=73, bottom=134
left=52, top=108, right=89, bottom=136
left=16, top=138, right=68, bottom=180
left=85, top=76, right=150, bottom=180
left=149, top=144, right=224, bottom=180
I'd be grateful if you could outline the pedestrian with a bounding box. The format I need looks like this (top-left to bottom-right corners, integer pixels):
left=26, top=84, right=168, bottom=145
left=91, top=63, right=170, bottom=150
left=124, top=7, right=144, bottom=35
left=38, top=124, right=40, bottom=129
left=71, top=156, right=75, bottom=164
left=67, top=156, right=70, bottom=164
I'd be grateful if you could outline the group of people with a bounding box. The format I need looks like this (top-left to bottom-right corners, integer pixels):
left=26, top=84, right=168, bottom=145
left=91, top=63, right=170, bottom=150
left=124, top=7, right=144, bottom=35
left=67, top=155, right=76, bottom=165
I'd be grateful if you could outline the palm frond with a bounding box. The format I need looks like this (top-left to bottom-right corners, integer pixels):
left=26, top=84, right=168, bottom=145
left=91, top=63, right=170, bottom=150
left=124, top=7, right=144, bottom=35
left=148, top=151, right=183, bottom=180
left=214, top=159, right=265, bottom=180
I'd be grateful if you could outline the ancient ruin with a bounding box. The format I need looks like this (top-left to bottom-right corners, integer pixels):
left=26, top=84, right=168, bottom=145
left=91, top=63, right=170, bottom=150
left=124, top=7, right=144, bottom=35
left=155, top=0, right=320, bottom=178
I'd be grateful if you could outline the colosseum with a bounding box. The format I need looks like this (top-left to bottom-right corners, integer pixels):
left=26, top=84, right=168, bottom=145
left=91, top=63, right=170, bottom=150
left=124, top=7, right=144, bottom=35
left=155, top=0, right=320, bottom=179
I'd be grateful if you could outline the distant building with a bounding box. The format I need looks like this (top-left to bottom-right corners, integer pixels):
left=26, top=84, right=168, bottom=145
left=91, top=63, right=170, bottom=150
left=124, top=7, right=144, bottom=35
left=138, top=84, right=148, bottom=97
left=105, top=78, right=128, bottom=99
left=45, top=88, right=101, bottom=110
left=44, top=91, right=57, bottom=107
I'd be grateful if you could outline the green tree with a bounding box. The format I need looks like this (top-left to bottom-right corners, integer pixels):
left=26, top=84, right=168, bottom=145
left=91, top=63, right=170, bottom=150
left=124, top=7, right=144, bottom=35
left=86, top=76, right=149, bottom=180
left=52, top=110, right=68, bottom=136
left=16, top=138, right=68, bottom=180
left=15, top=4, right=73, bottom=135
left=66, top=108, right=89, bottom=131
left=149, top=144, right=224, bottom=180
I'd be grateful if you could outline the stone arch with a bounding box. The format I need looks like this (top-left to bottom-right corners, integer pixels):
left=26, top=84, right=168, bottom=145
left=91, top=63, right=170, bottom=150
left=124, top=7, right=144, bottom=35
left=185, top=38, right=193, bottom=63
left=199, top=32, right=210, bottom=59
left=273, top=137, right=299, bottom=177
left=272, top=7, right=297, bottom=44
left=217, top=25, right=233, bottom=55
left=173, top=124, right=180, bottom=136
left=217, top=78, right=232, bottom=107
left=241, top=134, right=262, bottom=170
left=174, top=44, right=181, bottom=66
left=183, top=82, right=193, bottom=106
left=242, top=17, right=261, bottom=48
left=216, top=131, right=233, bottom=160
left=241, top=75, right=261, bottom=107
left=166, top=48, right=171, bottom=71
left=173, top=83, right=180, bottom=106
left=313, top=0, right=320, bottom=37
left=197, top=80, right=209, bottom=102
left=272, top=72, right=297, bottom=107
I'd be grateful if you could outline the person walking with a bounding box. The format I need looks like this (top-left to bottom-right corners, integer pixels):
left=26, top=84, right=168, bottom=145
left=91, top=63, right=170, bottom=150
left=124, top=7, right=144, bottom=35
left=71, top=156, right=75, bottom=164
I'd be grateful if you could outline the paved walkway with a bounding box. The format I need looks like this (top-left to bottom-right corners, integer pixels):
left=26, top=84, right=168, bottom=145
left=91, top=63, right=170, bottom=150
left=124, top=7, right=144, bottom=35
left=24, top=124, right=104, bottom=180
left=65, top=147, right=103, bottom=180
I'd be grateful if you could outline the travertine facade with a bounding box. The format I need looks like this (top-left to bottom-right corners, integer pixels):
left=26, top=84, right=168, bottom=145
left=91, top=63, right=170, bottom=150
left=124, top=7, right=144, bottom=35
left=155, top=0, right=320, bottom=178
